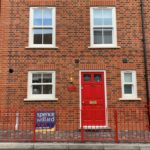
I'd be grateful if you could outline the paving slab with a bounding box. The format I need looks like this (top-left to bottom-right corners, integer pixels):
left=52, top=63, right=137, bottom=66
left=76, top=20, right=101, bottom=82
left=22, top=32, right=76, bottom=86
left=139, top=144, right=150, bottom=150
left=0, top=143, right=34, bottom=150
left=68, top=143, right=104, bottom=150
left=104, top=144, right=140, bottom=150
left=34, top=143, right=68, bottom=150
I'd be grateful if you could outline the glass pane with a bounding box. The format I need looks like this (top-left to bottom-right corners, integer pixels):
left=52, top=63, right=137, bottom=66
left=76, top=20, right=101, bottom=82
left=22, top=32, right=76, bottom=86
left=103, top=9, right=112, bottom=25
left=34, top=9, right=42, bottom=26
left=43, top=29, right=52, bottom=44
left=124, top=84, right=132, bottom=94
left=104, top=30, right=112, bottom=44
left=93, top=9, right=103, bottom=26
left=34, top=29, right=42, bottom=44
left=43, top=73, right=52, bottom=83
left=32, top=85, right=42, bottom=94
left=84, top=74, right=91, bottom=81
left=124, top=73, right=132, bottom=82
left=43, top=9, right=52, bottom=26
left=32, top=74, right=42, bottom=83
left=43, top=85, right=52, bottom=94
left=94, top=74, right=102, bottom=82
left=94, top=29, right=102, bottom=44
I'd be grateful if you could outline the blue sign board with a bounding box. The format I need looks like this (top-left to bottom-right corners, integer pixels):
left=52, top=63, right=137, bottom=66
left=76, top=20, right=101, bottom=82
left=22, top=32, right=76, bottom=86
left=36, top=111, right=55, bottom=129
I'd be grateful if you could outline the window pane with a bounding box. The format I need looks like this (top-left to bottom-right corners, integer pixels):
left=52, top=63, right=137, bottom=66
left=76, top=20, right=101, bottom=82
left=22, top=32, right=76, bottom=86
left=104, top=29, right=112, bottom=44
left=32, top=85, right=42, bottom=94
left=43, top=9, right=52, bottom=26
left=84, top=74, right=91, bottom=81
left=43, top=29, right=52, bottom=44
left=93, top=9, right=103, bottom=26
left=34, top=29, right=42, bottom=44
left=124, top=84, right=132, bottom=94
left=94, top=74, right=102, bottom=82
left=124, top=73, right=132, bottom=82
left=32, top=74, right=42, bottom=83
left=43, top=73, right=52, bottom=83
left=43, top=85, right=52, bottom=94
left=94, top=29, right=102, bottom=44
left=103, top=9, right=112, bottom=25
left=34, top=9, right=42, bottom=26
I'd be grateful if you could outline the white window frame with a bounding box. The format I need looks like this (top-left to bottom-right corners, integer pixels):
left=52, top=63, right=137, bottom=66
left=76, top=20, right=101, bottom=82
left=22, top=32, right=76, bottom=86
left=121, top=71, right=138, bottom=99
left=27, top=71, right=56, bottom=100
left=29, top=7, right=56, bottom=48
left=90, top=7, right=117, bottom=48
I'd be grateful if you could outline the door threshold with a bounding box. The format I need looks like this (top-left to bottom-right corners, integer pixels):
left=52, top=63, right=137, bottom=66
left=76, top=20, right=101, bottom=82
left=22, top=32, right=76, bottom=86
left=81, top=126, right=111, bottom=130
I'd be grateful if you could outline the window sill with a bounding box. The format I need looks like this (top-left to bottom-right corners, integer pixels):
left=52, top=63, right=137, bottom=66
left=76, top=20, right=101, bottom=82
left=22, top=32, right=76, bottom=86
left=25, top=46, right=59, bottom=50
left=88, top=46, right=121, bottom=49
left=119, top=98, right=141, bottom=101
left=24, top=98, right=58, bottom=102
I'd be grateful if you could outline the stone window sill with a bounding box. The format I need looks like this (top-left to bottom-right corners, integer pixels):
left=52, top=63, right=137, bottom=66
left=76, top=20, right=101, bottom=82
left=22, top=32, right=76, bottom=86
left=25, top=47, right=59, bottom=50
left=24, top=98, right=58, bottom=102
left=88, top=46, right=121, bottom=49
left=119, top=98, right=141, bottom=101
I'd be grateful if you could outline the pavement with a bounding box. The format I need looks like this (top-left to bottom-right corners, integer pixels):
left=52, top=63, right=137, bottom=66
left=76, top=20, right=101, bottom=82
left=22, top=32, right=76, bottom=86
left=0, top=143, right=150, bottom=150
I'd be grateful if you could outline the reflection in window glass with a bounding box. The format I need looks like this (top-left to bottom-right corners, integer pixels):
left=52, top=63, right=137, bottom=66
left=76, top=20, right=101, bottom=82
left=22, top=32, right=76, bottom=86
left=103, top=30, right=112, bottom=44
left=32, top=74, right=42, bottom=83
left=43, top=29, right=52, bottom=44
left=32, top=85, right=42, bottom=94
left=43, top=9, right=52, bottom=26
left=34, top=29, right=42, bottom=44
left=94, top=74, right=102, bottom=82
left=43, top=74, right=52, bottom=83
left=43, top=85, right=52, bottom=94
left=34, top=9, right=42, bottom=26
left=124, top=85, right=132, bottom=94
left=94, top=29, right=102, bottom=44
left=84, top=74, right=91, bottom=81
left=124, top=73, right=132, bottom=82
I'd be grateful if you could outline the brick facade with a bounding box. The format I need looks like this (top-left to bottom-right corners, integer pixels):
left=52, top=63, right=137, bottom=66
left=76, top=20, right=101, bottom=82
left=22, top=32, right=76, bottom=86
left=0, top=0, right=149, bottom=115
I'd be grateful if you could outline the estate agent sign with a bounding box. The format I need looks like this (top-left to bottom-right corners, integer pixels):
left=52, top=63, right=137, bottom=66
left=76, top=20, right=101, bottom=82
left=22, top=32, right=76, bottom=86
left=36, top=111, right=55, bottom=132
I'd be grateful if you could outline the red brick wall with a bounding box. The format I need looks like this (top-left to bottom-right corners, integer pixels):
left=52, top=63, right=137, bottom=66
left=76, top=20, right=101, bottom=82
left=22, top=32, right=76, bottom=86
left=144, top=0, right=150, bottom=101
left=0, top=0, right=11, bottom=110
left=0, top=0, right=148, bottom=112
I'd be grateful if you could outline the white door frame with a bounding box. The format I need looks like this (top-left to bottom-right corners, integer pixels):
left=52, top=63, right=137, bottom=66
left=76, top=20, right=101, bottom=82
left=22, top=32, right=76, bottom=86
left=79, top=70, right=108, bottom=129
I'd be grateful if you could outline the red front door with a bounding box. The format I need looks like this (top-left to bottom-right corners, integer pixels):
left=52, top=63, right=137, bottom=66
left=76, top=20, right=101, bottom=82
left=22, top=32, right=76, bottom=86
left=81, top=72, right=106, bottom=126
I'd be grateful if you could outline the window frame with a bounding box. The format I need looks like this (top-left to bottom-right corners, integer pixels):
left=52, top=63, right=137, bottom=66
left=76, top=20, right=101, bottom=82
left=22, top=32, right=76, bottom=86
left=29, top=7, right=56, bottom=48
left=90, top=7, right=117, bottom=48
left=121, top=71, right=138, bottom=99
left=27, top=71, right=56, bottom=100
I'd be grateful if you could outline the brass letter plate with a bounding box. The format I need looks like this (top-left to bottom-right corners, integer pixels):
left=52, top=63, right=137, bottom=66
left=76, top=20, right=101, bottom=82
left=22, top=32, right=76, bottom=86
left=89, top=100, right=97, bottom=105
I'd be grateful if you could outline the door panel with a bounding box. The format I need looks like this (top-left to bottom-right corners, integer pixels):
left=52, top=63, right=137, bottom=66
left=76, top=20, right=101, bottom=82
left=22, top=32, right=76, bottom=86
left=81, top=72, right=106, bottom=126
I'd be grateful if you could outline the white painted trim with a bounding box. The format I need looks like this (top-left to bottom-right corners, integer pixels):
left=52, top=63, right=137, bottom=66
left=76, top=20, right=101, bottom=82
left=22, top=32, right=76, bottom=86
left=24, top=98, right=58, bottom=101
left=79, top=70, right=108, bottom=128
left=29, top=7, right=56, bottom=48
left=25, top=46, right=59, bottom=49
left=83, top=126, right=110, bottom=129
left=27, top=71, right=56, bottom=100
left=88, top=46, right=121, bottom=49
left=119, top=98, right=141, bottom=101
left=121, top=70, right=138, bottom=100
left=90, top=7, right=117, bottom=47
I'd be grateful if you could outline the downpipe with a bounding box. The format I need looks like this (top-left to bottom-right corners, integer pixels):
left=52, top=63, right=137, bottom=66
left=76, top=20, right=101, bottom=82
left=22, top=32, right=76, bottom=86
left=140, top=0, right=150, bottom=127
